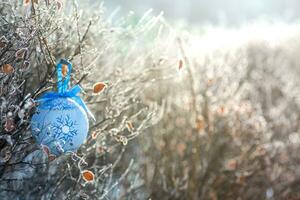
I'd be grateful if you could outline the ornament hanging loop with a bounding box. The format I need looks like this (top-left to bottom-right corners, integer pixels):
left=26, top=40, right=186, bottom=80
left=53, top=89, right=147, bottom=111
left=57, top=59, right=72, bottom=93
left=37, top=59, right=96, bottom=121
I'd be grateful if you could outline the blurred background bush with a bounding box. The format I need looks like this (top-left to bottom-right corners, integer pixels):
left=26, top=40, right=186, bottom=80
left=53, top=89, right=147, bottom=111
left=104, top=0, right=300, bottom=25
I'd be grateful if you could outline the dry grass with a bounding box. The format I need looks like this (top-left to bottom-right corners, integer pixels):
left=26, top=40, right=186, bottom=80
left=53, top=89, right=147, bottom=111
left=0, top=1, right=300, bottom=200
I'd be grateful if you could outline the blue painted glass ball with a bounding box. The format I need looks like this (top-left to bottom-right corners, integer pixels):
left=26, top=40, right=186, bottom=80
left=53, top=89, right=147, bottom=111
left=31, top=97, right=89, bottom=155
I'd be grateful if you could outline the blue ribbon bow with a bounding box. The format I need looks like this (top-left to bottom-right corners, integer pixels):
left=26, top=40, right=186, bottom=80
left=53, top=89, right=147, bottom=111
left=37, top=59, right=95, bottom=121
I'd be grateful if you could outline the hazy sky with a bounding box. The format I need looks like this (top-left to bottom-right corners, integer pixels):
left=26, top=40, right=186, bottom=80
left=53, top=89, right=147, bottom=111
left=102, top=0, right=300, bottom=25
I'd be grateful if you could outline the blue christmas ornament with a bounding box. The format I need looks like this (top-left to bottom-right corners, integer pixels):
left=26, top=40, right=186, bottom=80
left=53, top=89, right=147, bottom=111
left=31, top=59, right=95, bottom=156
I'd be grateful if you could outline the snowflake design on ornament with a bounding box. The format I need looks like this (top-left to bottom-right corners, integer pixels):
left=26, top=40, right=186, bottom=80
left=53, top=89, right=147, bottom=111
left=51, top=114, right=78, bottom=146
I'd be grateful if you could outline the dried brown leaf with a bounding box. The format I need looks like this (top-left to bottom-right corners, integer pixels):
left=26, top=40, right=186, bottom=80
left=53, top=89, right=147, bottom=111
left=41, top=145, right=50, bottom=156
left=4, top=118, right=15, bottom=132
left=1, top=64, right=14, bottom=74
left=126, top=121, right=134, bottom=131
left=82, top=170, right=94, bottom=182
left=24, top=0, right=30, bottom=5
left=61, top=64, right=68, bottom=77
left=15, top=48, right=28, bottom=59
left=91, top=131, right=99, bottom=139
left=93, top=82, right=106, bottom=94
